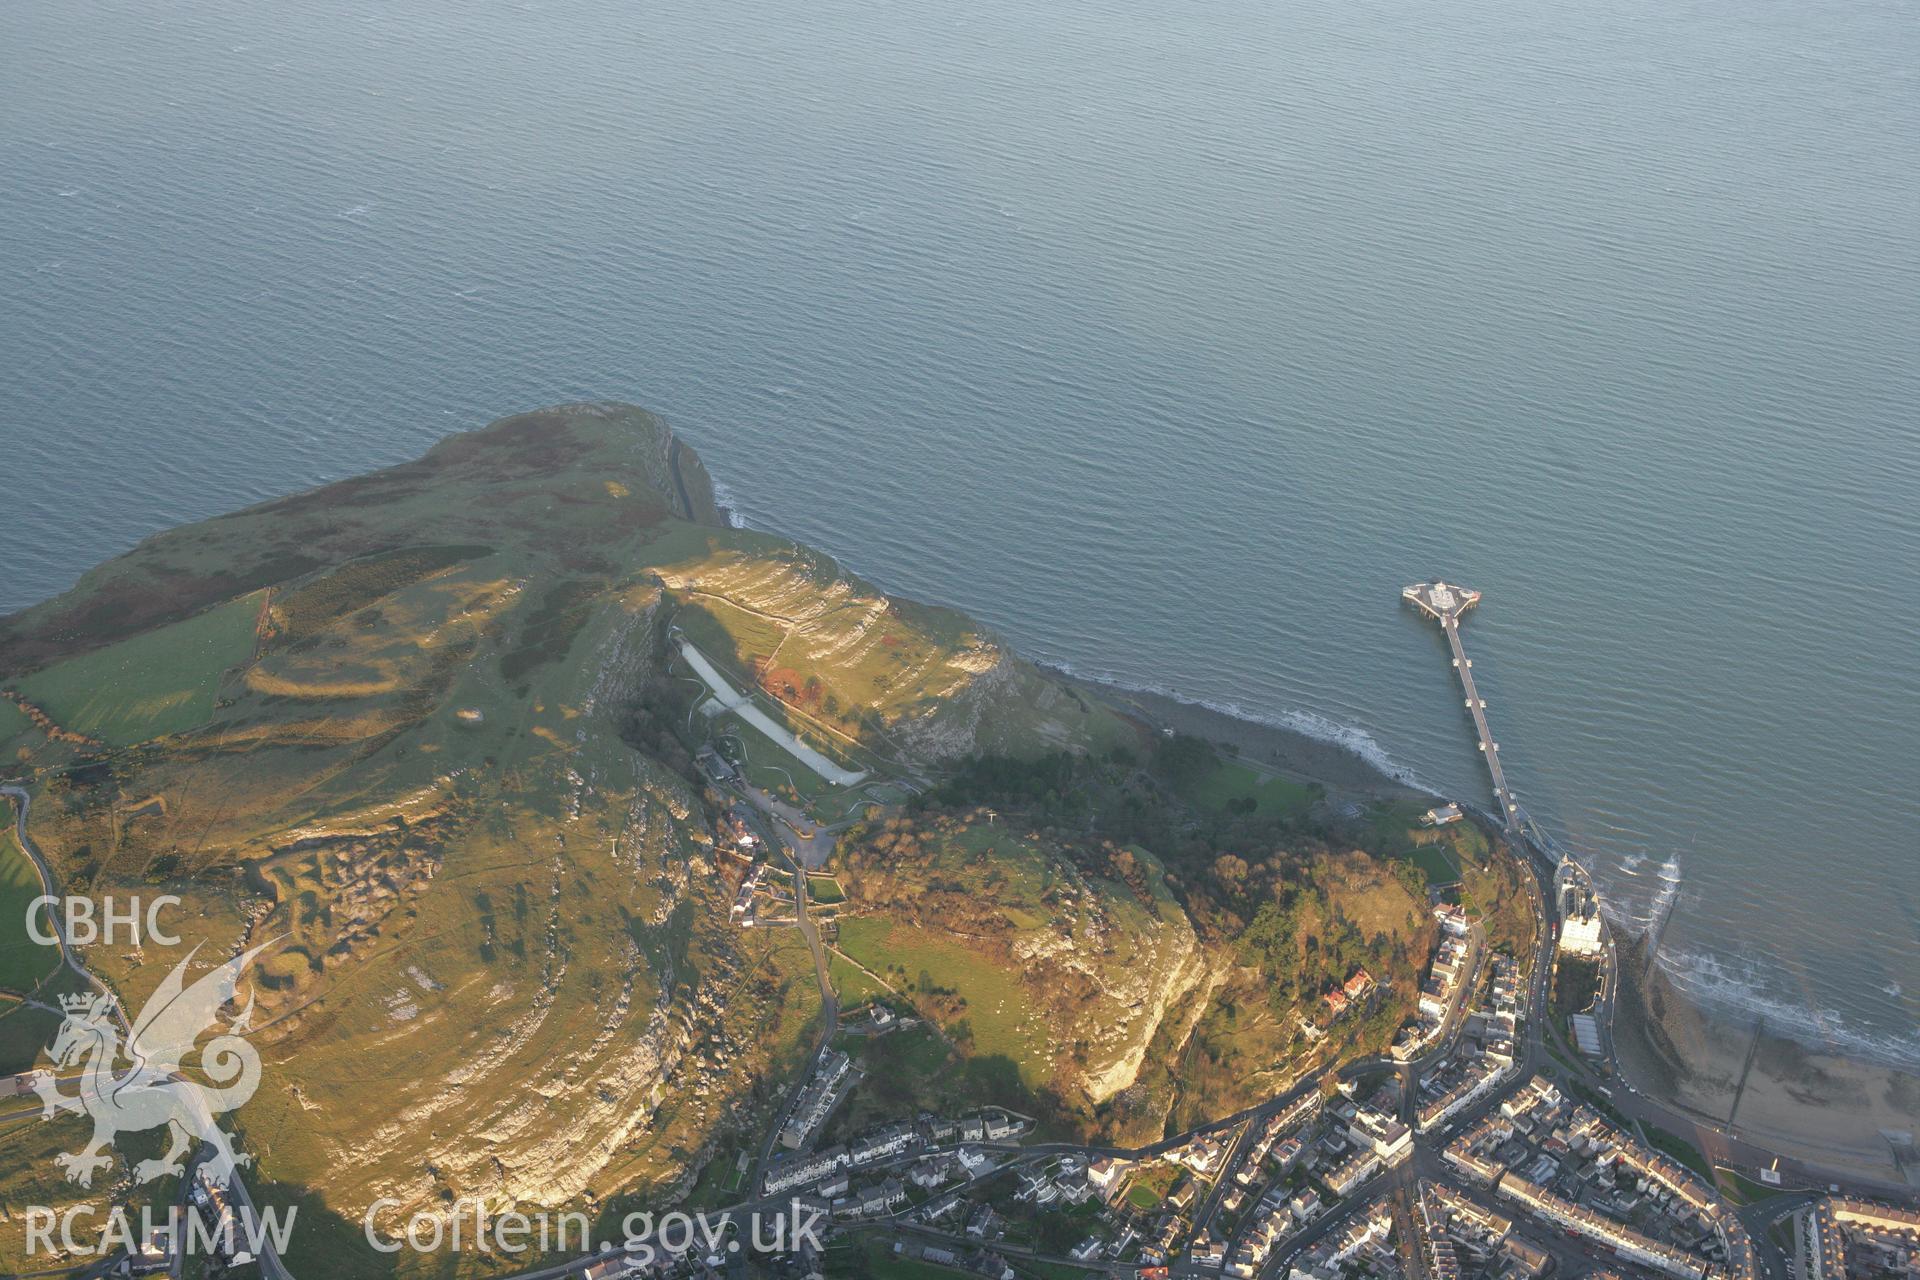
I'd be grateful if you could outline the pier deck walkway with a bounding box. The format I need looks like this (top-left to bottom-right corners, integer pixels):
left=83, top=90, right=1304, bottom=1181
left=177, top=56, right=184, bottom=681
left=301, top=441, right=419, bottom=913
left=1403, top=582, right=1521, bottom=831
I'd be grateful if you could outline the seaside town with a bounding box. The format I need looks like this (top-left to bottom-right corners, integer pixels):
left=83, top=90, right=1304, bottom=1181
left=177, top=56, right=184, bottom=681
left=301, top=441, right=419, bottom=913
left=556, top=785, right=1919, bottom=1280
left=5, top=586, right=1914, bottom=1280
left=559, top=826, right=1916, bottom=1280
left=546, top=593, right=1920, bottom=1280
left=5, top=0, right=1919, bottom=1269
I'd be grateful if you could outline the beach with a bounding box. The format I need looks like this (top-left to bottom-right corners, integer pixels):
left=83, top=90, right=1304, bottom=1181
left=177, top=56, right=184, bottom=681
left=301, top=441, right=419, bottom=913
left=1081, top=673, right=1920, bottom=1192
left=1615, top=942, right=1919, bottom=1190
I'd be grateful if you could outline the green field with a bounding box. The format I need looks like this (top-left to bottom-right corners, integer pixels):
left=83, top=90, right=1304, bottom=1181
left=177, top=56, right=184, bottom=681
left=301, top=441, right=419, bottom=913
left=834, top=915, right=1050, bottom=1085
left=1185, top=759, right=1313, bottom=818
left=831, top=817, right=1199, bottom=1131
left=0, top=405, right=957, bottom=1274
left=1123, top=1159, right=1182, bottom=1210
left=0, top=698, right=27, bottom=745
left=0, top=829, right=58, bottom=993
left=828, top=1023, right=962, bottom=1134
left=13, top=591, right=263, bottom=744
left=684, top=1143, right=750, bottom=1208
left=1362, top=800, right=1473, bottom=887
left=675, top=597, right=789, bottom=674
left=712, top=709, right=862, bottom=809
left=0, top=968, right=79, bottom=1075
left=1715, top=1168, right=1781, bottom=1205
left=947, top=824, right=1058, bottom=901
left=829, top=955, right=894, bottom=1005
left=1365, top=799, right=1427, bottom=848
left=808, top=874, right=847, bottom=904
left=1404, top=843, right=1460, bottom=886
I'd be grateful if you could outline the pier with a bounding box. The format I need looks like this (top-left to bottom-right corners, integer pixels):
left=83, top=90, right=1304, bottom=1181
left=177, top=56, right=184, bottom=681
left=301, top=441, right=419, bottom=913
left=1402, top=581, right=1523, bottom=832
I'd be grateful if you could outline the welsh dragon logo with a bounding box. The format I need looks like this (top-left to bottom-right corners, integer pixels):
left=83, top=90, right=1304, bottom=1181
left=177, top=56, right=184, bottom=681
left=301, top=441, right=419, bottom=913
left=26, top=942, right=273, bottom=1188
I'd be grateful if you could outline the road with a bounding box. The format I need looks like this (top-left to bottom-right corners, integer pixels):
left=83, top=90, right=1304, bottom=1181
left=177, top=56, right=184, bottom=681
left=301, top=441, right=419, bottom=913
left=7, top=584, right=1896, bottom=1280
left=516, top=779, right=1823, bottom=1280
left=733, top=779, right=837, bottom=869
left=10, top=592, right=1862, bottom=1280
left=478, top=791, right=1839, bottom=1280
left=1, top=785, right=294, bottom=1280
left=747, top=780, right=842, bottom=1196
left=2, top=784, right=108, bottom=1000
left=679, top=638, right=868, bottom=787
left=1403, top=588, right=1893, bottom=1200
left=1340, top=921, right=1488, bottom=1093
left=696, top=574, right=1902, bottom=1280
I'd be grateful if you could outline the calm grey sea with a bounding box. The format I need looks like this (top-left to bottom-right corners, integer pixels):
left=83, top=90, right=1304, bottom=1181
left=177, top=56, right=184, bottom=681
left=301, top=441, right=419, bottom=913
left=3, top=0, right=1916, bottom=1060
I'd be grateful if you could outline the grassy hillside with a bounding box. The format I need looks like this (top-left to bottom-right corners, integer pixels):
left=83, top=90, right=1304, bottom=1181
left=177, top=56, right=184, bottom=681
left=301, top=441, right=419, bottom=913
left=0, top=402, right=1537, bottom=1272
left=661, top=533, right=1131, bottom=768
left=835, top=811, right=1201, bottom=1123
left=871, top=739, right=1478, bottom=1141
left=0, top=407, right=797, bottom=1275
left=1181, top=757, right=1314, bottom=819
left=0, top=695, right=29, bottom=747
left=836, top=915, right=1053, bottom=1082
left=10, top=589, right=264, bottom=745
left=0, top=403, right=1149, bottom=1276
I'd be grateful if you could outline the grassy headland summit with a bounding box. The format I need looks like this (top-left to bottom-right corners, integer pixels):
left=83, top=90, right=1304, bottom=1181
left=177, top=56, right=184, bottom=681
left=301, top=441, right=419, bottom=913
left=0, top=405, right=1902, bottom=1280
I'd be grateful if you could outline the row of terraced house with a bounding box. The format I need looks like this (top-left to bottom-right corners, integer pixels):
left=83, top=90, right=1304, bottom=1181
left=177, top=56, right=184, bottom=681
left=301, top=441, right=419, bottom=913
left=1442, top=1075, right=1754, bottom=1280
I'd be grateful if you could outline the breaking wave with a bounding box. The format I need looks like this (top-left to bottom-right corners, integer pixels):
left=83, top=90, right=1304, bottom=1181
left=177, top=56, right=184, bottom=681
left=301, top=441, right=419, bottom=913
left=1035, top=659, right=1438, bottom=793
left=1642, top=856, right=1683, bottom=934
left=1654, top=946, right=1920, bottom=1071
left=705, top=475, right=745, bottom=530
left=1591, top=846, right=1686, bottom=935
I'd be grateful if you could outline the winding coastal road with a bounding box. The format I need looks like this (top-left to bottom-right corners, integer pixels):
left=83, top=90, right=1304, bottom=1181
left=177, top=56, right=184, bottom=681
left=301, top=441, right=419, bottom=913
left=7, top=577, right=1897, bottom=1280
left=467, top=779, right=1873, bottom=1280
left=1, top=785, right=293, bottom=1280
left=360, top=587, right=1915, bottom=1280
left=2, top=785, right=101, bottom=1000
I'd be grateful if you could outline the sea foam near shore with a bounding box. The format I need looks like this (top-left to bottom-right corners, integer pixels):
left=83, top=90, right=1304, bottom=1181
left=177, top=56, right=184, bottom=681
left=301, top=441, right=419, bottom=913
left=1654, top=945, right=1920, bottom=1071
left=1065, top=671, right=1920, bottom=1076
left=1042, top=660, right=1438, bottom=800
left=678, top=459, right=1920, bottom=1085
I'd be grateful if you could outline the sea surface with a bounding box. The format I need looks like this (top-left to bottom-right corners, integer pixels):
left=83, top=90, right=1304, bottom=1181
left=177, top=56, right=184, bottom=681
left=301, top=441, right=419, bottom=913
left=3, top=0, right=1916, bottom=1062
